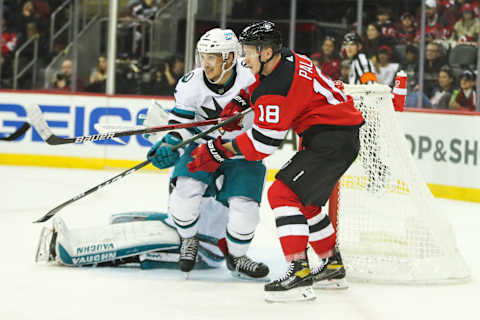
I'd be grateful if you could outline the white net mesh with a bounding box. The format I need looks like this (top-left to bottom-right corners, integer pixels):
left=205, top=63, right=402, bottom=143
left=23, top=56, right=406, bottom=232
left=335, top=84, right=470, bottom=284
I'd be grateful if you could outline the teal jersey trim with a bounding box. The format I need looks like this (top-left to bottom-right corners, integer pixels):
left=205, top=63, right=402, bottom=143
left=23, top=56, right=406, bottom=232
left=172, top=107, right=195, bottom=117
left=226, top=231, right=253, bottom=245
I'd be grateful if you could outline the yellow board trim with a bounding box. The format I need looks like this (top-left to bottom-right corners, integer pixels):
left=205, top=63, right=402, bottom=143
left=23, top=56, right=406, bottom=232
left=1, top=153, right=479, bottom=203
left=0, top=153, right=159, bottom=171
left=427, top=183, right=480, bottom=203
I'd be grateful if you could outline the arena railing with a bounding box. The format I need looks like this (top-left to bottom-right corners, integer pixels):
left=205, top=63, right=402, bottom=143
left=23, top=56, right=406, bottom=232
left=13, top=34, right=39, bottom=89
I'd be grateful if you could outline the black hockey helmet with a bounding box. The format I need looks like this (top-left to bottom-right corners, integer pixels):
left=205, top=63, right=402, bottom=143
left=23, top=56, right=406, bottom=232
left=343, top=32, right=362, bottom=45
left=239, top=21, right=283, bottom=52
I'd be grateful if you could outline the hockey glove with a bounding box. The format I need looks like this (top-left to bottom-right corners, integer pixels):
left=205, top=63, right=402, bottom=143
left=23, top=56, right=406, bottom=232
left=220, top=89, right=251, bottom=132
left=147, top=133, right=182, bottom=169
left=187, top=137, right=234, bottom=173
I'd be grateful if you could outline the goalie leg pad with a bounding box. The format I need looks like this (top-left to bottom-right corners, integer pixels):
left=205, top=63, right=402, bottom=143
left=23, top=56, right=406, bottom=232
left=47, top=217, right=180, bottom=266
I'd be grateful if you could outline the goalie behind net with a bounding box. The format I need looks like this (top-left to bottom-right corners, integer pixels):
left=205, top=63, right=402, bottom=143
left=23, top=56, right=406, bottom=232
left=329, top=83, right=470, bottom=284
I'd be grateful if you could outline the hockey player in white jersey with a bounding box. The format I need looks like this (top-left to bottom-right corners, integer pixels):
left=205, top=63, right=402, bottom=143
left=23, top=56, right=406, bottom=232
left=147, top=28, right=269, bottom=279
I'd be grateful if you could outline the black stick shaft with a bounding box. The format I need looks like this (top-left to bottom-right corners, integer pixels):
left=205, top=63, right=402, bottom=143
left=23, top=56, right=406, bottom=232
left=0, top=123, right=30, bottom=141
left=33, top=108, right=251, bottom=223
left=45, top=118, right=230, bottom=145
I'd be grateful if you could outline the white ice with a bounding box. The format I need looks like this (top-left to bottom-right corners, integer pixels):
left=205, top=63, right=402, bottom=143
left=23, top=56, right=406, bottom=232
left=1, top=165, right=479, bottom=320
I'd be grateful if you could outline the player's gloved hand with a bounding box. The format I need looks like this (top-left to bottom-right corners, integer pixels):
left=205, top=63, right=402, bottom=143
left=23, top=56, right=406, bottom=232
left=147, top=133, right=182, bottom=169
left=220, top=89, right=251, bottom=132
left=187, top=137, right=234, bottom=173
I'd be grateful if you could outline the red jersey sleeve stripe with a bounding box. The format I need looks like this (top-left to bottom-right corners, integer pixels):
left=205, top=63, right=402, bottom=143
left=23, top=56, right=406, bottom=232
left=317, top=70, right=347, bottom=102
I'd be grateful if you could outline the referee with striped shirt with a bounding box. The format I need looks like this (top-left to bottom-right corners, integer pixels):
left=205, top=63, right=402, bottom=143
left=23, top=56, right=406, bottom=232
left=343, top=32, right=378, bottom=84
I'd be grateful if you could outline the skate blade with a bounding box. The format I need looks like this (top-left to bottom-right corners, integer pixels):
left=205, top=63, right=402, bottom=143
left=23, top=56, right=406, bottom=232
left=313, top=278, right=349, bottom=290
left=230, top=270, right=270, bottom=282
left=183, top=272, right=191, bottom=280
left=265, top=286, right=316, bottom=303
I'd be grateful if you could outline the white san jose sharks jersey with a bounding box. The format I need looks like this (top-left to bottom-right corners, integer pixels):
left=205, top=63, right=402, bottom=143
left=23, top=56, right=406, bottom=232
left=169, top=58, right=255, bottom=145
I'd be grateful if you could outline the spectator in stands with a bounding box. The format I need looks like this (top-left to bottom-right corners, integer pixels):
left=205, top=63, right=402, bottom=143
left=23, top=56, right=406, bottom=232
left=405, top=90, right=434, bottom=108
left=430, top=66, right=455, bottom=109
left=310, top=52, right=321, bottom=69
left=18, top=21, right=47, bottom=63
left=363, top=23, right=393, bottom=61
left=423, top=42, right=448, bottom=97
left=127, top=0, right=162, bottom=20
left=89, top=55, right=107, bottom=84
left=51, top=59, right=84, bottom=92
left=84, top=55, right=107, bottom=93
left=416, top=0, right=451, bottom=42
left=402, top=45, right=419, bottom=92
left=1, top=14, right=18, bottom=58
left=441, top=0, right=466, bottom=27
left=376, top=45, right=400, bottom=86
left=1, top=13, right=18, bottom=87
left=140, top=63, right=172, bottom=96
left=164, top=55, right=184, bottom=89
left=14, top=20, right=48, bottom=89
left=396, top=12, right=417, bottom=45
left=376, top=7, right=397, bottom=41
left=471, top=0, right=480, bottom=17
left=363, top=23, right=385, bottom=62
left=16, top=0, right=48, bottom=38
left=122, top=0, right=163, bottom=58
left=313, top=36, right=341, bottom=80
left=451, top=3, right=480, bottom=42
left=32, top=0, right=50, bottom=18
left=449, top=69, right=477, bottom=111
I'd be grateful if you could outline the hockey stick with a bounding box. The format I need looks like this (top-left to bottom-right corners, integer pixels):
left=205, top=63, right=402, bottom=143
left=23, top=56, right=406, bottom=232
left=32, top=107, right=252, bottom=223
left=0, top=122, right=31, bottom=141
left=26, top=104, right=236, bottom=145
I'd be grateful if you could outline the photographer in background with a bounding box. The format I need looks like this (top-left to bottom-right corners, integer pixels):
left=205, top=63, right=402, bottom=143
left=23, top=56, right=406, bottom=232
left=50, top=59, right=84, bottom=92
left=139, top=62, right=172, bottom=96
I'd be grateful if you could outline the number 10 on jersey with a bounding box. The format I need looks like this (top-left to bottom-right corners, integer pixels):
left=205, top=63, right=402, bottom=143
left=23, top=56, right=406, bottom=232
left=258, top=105, right=280, bottom=124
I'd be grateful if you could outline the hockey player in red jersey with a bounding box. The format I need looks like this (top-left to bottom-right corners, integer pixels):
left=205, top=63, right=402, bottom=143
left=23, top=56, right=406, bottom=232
left=187, top=21, right=364, bottom=302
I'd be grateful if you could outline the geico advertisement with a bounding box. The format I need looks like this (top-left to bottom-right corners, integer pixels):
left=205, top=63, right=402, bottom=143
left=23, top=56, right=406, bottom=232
left=0, top=93, right=174, bottom=160
left=397, top=112, right=480, bottom=190
left=0, top=92, right=479, bottom=193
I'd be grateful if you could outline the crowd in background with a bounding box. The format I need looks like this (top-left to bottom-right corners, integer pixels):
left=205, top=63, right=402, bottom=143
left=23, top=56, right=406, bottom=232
left=0, top=0, right=478, bottom=111
left=309, top=0, right=479, bottom=111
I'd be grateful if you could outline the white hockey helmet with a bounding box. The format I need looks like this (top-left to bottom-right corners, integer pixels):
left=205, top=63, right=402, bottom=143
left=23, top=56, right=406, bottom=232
left=196, top=28, right=241, bottom=83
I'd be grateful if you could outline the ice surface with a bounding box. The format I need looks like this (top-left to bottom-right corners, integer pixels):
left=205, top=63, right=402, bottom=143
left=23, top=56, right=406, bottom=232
left=1, top=165, right=478, bottom=320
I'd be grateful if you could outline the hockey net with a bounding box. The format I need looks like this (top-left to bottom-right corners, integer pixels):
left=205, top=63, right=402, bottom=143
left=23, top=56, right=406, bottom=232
left=328, top=84, right=470, bottom=284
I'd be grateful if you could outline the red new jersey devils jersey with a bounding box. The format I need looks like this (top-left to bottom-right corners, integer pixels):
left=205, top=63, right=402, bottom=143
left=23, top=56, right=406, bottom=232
left=234, top=49, right=364, bottom=161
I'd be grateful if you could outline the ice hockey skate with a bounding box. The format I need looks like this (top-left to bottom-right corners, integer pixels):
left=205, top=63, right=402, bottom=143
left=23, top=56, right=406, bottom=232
left=264, top=259, right=316, bottom=303
left=310, top=247, right=348, bottom=289
left=179, top=236, right=200, bottom=278
left=226, top=253, right=270, bottom=280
